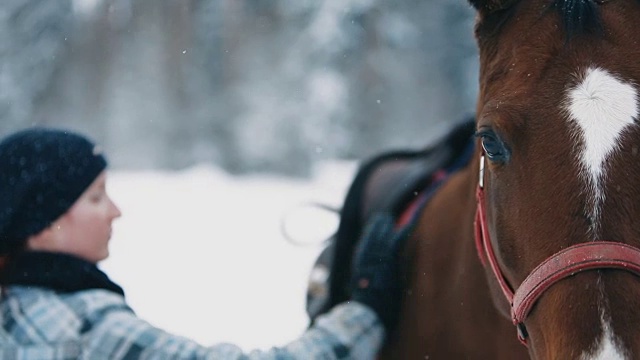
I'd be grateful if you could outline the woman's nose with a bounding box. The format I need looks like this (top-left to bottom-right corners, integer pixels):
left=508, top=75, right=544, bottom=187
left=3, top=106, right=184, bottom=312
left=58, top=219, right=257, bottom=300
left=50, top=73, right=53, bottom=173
left=108, top=197, right=122, bottom=219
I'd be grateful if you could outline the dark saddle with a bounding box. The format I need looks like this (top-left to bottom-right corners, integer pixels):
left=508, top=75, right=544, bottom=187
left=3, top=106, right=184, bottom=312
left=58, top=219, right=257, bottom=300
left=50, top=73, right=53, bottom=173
left=306, top=118, right=476, bottom=321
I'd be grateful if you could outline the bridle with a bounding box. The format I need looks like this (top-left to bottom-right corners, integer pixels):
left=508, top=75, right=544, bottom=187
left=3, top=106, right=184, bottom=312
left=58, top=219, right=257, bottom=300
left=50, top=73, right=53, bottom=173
left=474, top=155, right=640, bottom=346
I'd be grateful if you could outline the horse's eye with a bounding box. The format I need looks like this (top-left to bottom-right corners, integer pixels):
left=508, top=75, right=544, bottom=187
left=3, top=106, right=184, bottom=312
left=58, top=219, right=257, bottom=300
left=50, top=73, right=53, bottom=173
left=478, top=131, right=509, bottom=163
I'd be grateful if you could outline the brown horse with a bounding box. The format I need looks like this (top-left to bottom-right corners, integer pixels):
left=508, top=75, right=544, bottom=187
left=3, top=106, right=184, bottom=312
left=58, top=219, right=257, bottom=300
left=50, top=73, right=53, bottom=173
left=311, top=0, right=640, bottom=358
left=381, top=0, right=640, bottom=358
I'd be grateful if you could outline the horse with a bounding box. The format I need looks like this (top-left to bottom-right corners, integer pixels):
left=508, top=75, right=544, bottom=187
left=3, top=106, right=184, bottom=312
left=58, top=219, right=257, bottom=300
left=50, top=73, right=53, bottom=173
left=308, top=0, right=640, bottom=358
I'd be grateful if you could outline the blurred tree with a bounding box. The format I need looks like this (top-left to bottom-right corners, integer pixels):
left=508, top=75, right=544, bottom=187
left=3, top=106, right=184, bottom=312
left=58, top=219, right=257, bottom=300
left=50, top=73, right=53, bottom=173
left=1, top=0, right=478, bottom=176
left=0, top=0, right=73, bottom=134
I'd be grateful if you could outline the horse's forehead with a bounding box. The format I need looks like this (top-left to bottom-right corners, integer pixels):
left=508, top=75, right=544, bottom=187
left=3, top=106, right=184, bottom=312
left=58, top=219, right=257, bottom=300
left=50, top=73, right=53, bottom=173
left=567, top=67, right=638, bottom=181
left=477, top=0, right=640, bottom=95
left=474, top=1, right=640, bottom=155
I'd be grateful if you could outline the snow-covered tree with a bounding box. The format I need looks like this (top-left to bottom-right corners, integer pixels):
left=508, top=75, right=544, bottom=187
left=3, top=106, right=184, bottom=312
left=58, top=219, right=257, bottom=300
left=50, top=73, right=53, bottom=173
left=1, top=0, right=478, bottom=176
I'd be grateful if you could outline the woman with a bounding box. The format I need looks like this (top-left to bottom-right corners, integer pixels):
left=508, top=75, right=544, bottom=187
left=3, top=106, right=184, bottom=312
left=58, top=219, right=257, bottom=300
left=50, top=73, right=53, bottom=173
left=0, top=128, right=408, bottom=359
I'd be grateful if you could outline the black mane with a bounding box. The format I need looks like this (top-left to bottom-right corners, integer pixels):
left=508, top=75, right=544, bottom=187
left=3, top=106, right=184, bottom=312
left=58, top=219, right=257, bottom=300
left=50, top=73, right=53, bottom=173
left=552, top=0, right=603, bottom=38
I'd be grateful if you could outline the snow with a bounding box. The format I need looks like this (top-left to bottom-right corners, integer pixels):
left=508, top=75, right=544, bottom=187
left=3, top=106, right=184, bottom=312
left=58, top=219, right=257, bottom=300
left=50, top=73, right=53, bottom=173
left=99, top=161, right=357, bottom=352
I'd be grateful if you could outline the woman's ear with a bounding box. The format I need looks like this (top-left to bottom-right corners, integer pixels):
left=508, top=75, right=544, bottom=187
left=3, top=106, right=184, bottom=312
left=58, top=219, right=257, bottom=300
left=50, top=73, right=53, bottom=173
left=25, top=226, right=57, bottom=251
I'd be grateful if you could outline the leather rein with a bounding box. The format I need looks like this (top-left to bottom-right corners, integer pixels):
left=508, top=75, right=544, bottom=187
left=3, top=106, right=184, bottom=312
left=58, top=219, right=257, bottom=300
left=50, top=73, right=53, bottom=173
left=473, top=155, right=640, bottom=345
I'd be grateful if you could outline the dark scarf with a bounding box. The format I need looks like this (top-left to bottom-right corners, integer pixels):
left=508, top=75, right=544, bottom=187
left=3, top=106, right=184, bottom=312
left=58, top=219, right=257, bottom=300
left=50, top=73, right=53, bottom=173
left=1, top=251, right=124, bottom=296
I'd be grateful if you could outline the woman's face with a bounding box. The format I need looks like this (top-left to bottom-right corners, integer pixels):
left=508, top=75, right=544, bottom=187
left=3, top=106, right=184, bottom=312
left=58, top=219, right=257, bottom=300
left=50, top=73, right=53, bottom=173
left=28, top=171, right=121, bottom=263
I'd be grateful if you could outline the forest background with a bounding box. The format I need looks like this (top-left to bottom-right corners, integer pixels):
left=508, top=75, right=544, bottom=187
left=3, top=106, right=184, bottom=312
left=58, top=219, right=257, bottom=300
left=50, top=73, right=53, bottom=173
left=1, top=0, right=478, bottom=176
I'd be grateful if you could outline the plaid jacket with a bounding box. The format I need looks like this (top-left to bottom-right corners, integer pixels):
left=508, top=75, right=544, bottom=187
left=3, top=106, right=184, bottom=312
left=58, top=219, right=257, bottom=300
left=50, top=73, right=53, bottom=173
left=0, top=286, right=383, bottom=360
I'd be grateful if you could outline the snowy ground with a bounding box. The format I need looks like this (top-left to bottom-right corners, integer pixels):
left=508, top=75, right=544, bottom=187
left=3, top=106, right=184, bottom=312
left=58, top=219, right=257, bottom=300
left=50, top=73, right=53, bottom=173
left=99, top=161, right=357, bottom=352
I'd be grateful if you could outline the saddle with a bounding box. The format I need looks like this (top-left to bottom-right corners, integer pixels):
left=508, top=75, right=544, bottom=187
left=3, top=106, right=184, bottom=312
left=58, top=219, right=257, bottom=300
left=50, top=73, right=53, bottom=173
left=307, top=118, right=477, bottom=321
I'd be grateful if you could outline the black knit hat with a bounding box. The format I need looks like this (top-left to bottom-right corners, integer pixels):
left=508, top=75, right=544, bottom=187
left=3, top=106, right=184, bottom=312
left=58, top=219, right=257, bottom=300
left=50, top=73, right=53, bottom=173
left=0, top=128, right=107, bottom=254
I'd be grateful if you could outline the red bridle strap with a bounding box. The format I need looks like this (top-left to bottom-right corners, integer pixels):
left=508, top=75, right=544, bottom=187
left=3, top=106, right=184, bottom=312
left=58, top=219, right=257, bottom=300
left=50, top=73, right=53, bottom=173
left=475, top=182, right=640, bottom=346
left=512, top=241, right=640, bottom=324
left=474, top=185, right=514, bottom=303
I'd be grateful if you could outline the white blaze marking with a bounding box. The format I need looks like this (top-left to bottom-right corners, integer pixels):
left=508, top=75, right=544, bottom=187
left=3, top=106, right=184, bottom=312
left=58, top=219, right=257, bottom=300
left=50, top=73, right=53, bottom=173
left=582, top=317, right=626, bottom=360
left=566, top=67, right=638, bottom=233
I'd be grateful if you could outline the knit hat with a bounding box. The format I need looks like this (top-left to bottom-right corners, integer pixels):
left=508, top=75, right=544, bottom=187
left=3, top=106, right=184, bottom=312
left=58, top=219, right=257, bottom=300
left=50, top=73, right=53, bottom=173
left=0, top=128, right=107, bottom=254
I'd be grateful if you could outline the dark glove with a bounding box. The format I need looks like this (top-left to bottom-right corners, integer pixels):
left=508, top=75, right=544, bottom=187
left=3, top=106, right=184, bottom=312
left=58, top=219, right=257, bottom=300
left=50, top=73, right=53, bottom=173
left=350, top=212, right=409, bottom=332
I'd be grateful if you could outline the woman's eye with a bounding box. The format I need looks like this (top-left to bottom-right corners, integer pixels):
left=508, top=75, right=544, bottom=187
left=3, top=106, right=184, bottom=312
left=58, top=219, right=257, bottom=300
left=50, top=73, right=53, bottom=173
left=90, top=192, right=105, bottom=203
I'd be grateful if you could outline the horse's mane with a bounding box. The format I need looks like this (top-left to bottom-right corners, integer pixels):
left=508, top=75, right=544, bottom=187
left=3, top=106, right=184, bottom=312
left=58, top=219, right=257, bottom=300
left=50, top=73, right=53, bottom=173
left=479, top=0, right=607, bottom=41
left=552, top=0, right=603, bottom=38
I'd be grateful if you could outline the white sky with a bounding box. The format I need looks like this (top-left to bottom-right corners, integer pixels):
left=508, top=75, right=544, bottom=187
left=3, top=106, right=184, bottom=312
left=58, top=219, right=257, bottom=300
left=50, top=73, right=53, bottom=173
left=99, top=161, right=356, bottom=352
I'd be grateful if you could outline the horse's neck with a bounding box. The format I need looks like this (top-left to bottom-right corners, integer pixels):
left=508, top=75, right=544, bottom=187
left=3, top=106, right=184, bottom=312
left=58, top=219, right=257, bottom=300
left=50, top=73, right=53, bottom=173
left=381, top=165, right=526, bottom=359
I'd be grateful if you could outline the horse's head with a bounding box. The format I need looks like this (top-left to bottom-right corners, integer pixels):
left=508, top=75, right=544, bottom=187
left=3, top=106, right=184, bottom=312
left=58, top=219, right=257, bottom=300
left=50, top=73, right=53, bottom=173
left=469, top=0, right=640, bottom=358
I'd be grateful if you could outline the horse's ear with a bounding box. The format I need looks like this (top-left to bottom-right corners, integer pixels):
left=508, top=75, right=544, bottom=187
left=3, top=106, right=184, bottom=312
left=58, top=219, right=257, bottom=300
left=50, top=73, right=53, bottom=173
left=468, top=0, right=516, bottom=14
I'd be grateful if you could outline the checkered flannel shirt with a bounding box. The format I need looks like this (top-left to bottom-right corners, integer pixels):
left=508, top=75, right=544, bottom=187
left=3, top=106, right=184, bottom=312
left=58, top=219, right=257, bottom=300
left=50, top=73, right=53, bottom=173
left=0, top=286, right=383, bottom=359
